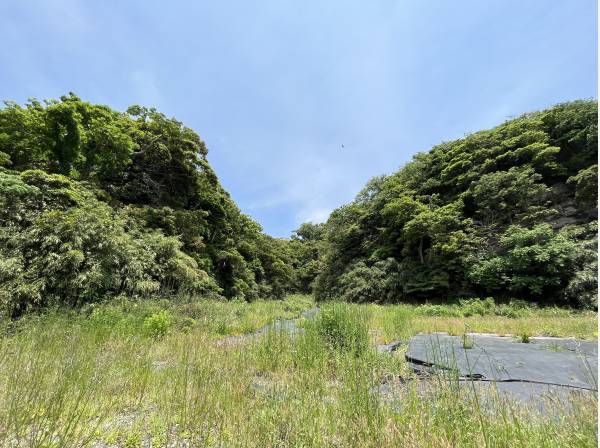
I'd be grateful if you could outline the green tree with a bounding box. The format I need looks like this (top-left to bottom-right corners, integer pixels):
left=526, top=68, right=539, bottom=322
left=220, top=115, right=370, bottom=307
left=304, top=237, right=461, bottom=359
left=469, top=166, right=552, bottom=226
left=0, top=94, right=297, bottom=310
left=314, top=100, right=597, bottom=305
left=468, top=224, right=587, bottom=301
left=567, top=164, right=597, bottom=209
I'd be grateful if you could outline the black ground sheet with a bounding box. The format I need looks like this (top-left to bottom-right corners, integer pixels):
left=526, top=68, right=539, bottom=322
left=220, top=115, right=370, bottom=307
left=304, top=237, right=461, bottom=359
left=402, top=333, right=597, bottom=404
left=233, top=310, right=597, bottom=410
left=405, top=333, right=597, bottom=387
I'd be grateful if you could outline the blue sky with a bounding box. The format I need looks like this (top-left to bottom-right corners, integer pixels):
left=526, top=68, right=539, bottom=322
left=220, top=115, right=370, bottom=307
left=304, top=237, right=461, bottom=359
left=0, top=1, right=597, bottom=237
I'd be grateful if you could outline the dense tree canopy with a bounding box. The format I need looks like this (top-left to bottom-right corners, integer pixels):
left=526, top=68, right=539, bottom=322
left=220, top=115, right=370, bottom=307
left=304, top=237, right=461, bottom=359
left=0, top=94, right=294, bottom=316
left=303, top=100, right=597, bottom=308
left=0, top=96, right=597, bottom=315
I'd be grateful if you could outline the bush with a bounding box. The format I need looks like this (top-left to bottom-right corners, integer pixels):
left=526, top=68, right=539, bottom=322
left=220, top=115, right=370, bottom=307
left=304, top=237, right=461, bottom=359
left=468, top=224, right=586, bottom=300
left=494, top=305, right=522, bottom=318
left=459, top=297, right=495, bottom=317
left=177, top=316, right=196, bottom=333
left=567, top=164, right=598, bottom=208
left=336, top=260, right=397, bottom=303
left=564, top=264, right=598, bottom=309
left=0, top=171, right=220, bottom=316
left=561, top=223, right=598, bottom=309
left=313, top=303, right=369, bottom=355
left=414, top=298, right=539, bottom=319
left=143, top=311, right=172, bottom=338
left=416, top=304, right=462, bottom=317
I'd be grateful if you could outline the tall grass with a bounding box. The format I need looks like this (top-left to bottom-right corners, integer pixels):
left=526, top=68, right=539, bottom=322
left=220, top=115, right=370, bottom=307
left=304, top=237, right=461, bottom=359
left=312, top=302, right=370, bottom=355
left=369, top=300, right=597, bottom=344
left=0, top=296, right=596, bottom=447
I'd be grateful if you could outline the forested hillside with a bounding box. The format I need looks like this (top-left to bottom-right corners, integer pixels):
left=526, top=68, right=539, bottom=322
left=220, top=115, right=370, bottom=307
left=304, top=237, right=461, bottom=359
left=0, top=96, right=597, bottom=316
left=299, top=100, right=597, bottom=308
left=0, top=94, right=294, bottom=316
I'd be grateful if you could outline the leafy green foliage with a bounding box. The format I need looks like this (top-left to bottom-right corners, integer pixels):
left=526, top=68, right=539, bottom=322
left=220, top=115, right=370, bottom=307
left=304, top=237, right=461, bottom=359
left=459, top=297, right=496, bottom=317
left=470, top=167, right=552, bottom=226
left=143, top=311, right=173, bottom=338
left=568, top=164, right=598, bottom=209
left=289, top=222, right=326, bottom=293
left=310, top=100, right=597, bottom=306
left=468, top=223, right=597, bottom=306
left=0, top=95, right=596, bottom=312
left=0, top=95, right=295, bottom=315
left=0, top=170, right=221, bottom=316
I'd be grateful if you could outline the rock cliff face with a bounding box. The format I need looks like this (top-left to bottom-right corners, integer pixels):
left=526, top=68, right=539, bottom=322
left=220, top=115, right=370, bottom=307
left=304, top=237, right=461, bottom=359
left=549, top=183, right=596, bottom=229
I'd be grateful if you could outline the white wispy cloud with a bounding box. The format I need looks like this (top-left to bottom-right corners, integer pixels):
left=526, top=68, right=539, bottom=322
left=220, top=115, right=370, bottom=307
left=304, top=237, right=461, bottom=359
left=0, top=0, right=595, bottom=238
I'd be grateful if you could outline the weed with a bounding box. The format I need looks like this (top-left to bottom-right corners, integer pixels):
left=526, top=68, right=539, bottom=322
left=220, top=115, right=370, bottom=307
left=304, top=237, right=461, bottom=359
left=460, top=297, right=495, bottom=317
left=123, top=431, right=142, bottom=448
left=518, top=332, right=531, bottom=343
left=313, top=302, right=369, bottom=355
left=143, top=311, right=173, bottom=338
left=0, top=295, right=595, bottom=447
left=462, top=333, right=474, bottom=349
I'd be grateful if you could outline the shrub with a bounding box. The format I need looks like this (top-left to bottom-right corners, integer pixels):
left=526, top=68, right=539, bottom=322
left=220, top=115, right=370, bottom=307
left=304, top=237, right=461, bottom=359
left=564, top=264, right=598, bottom=309
left=0, top=171, right=221, bottom=316
left=177, top=317, right=196, bottom=333
left=518, top=332, right=531, bottom=343
left=143, top=311, right=172, bottom=338
left=561, top=223, right=598, bottom=309
left=416, top=304, right=462, bottom=317
left=336, top=259, right=398, bottom=303
left=494, top=305, right=521, bottom=318
left=459, top=297, right=495, bottom=317
left=468, top=224, right=586, bottom=300
left=567, top=164, right=598, bottom=208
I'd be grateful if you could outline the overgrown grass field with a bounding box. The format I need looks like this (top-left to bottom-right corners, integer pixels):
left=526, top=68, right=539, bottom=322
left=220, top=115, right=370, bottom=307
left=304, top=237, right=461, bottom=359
left=0, top=295, right=596, bottom=447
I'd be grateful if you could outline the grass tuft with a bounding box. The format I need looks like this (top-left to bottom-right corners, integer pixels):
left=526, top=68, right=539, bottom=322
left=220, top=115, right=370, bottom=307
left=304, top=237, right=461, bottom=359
left=312, top=302, right=370, bottom=355
left=0, top=294, right=595, bottom=447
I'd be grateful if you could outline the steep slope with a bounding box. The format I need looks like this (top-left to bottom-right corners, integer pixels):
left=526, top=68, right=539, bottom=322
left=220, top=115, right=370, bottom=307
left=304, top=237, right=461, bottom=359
left=1, top=96, right=597, bottom=314
left=0, top=94, right=293, bottom=316
left=308, top=100, right=597, bottom=307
